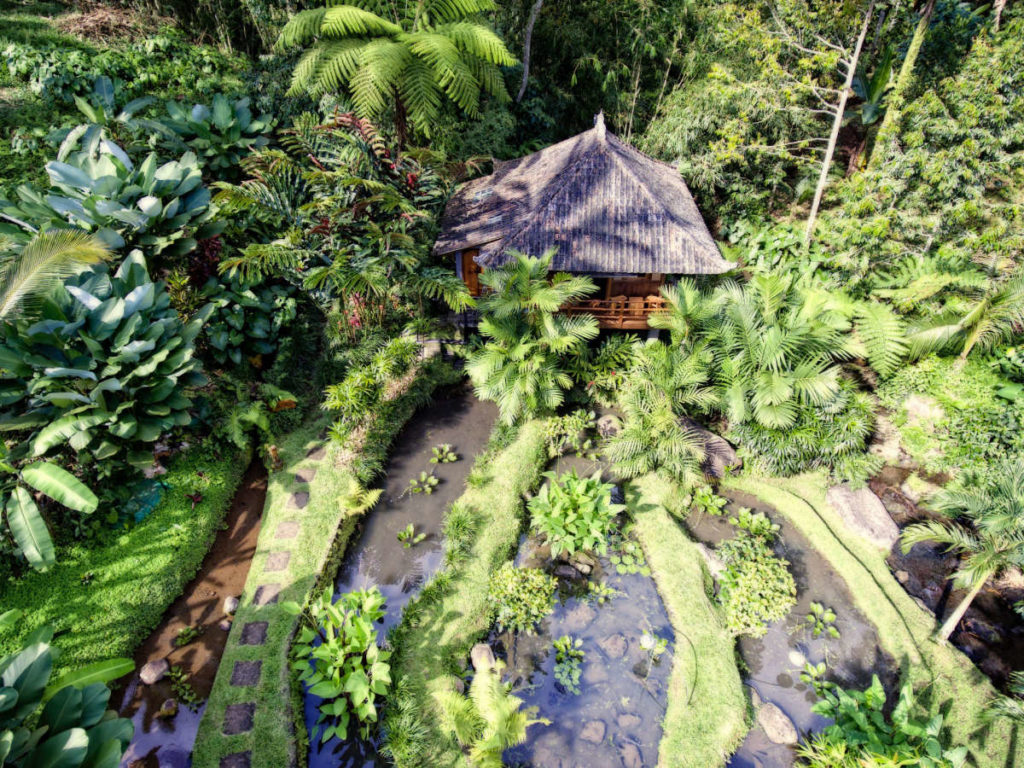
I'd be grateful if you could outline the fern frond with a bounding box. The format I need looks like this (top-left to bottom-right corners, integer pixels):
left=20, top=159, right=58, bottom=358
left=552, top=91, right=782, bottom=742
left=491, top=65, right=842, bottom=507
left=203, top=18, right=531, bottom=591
left=854, top=301, right=907, bottom=379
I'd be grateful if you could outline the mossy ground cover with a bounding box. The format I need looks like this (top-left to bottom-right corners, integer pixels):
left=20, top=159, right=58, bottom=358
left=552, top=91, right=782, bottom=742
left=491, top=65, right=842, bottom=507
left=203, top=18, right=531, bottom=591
left=629, top=473, right=748, bottom=768
left=725, top=472, right=1024, bottom=768
left=193, top=361, right=459, bottom=768
left=383, top=420, right=547, bottom=768
left=0, top=440, right=246, bottom=669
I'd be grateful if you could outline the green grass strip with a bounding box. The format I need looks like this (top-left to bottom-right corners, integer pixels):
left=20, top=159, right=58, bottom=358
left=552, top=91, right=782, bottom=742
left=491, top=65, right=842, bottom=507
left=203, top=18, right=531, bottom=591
left=630, top=473, right=749, bottom=768
left=724, top=472, right=1024, bottom=768
left=194, top=363, right=456, bottom=768
left=385, top=420, right=548, bottom=768
left=0, top=441, right=246, bottom=670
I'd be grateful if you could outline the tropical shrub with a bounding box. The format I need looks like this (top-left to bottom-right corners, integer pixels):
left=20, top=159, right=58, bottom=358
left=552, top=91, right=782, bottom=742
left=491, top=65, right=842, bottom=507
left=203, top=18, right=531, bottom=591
left=284, top=588, right=392, bottom=744
left=542, top=409, right=596, bottom=459
left=215, top=111, right=467, bottom=317
left=0, top=132, right=221, bottom=259
left=567, top=334, right=639, bottom=407
left=467, top=250, right=598, bottom=425
left=0, top=252, right=209, bottom=478
left=487, top=562, right=556, bottom=635
left=528, top=469, right=624, bottom=557
left=800, top=675, right=968, bottom=768
left=434, top=659, right=549, bottom=768
left=605, top=343, right=715, bottom=486
left=728, top=378, right=879, bottom=482
left=717, top=529, right=796, bottom=638
left=275, top=0, right=516, bottom=145
left=161, top=95, right=274, bottom=177
left=199, top=276, right=297, bottom=367
left=0, top=609, right=134, bottom=767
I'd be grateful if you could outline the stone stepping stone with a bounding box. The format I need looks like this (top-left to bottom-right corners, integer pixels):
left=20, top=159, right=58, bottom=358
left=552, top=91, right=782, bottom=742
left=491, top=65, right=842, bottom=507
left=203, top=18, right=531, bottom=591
left=239, top=622, right=268, bottom=646
left=287, top=492, right=309, bottom=510
left=306, top=445, right=326, bottom=461
left=220, top=753, right=251, bottom=768
left=222, top=703, right=255, bottom=735
left=253, top=583, right=281, bottom=607
left=265, top=551, right=291, bottom=573
left=231, top=661, right=261, bottom=687
left=294, top=468, right=316, bottom=484
left=275, top=520, right=299, bottom=540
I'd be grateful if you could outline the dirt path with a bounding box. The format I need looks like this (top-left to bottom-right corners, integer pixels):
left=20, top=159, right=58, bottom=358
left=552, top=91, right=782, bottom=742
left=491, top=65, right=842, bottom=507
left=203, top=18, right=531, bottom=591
left=118, top=460, right=268, bottom=768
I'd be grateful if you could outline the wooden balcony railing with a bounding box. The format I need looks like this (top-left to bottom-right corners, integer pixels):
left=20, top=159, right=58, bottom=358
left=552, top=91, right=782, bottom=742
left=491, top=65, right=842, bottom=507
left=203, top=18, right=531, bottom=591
left=561, top=296, right=667, bottom=330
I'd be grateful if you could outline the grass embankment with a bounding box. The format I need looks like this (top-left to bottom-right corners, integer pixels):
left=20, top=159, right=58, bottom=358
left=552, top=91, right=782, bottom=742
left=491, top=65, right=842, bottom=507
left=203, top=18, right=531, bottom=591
left=725, top=473, right=1024, bottom=768
left=630, top=473, right=748, bottom=768
left=193, top=360, right=459, bottom=768
left=384, top=420, right=547, bottom=768
left=0, top=441, right=246, bottom=669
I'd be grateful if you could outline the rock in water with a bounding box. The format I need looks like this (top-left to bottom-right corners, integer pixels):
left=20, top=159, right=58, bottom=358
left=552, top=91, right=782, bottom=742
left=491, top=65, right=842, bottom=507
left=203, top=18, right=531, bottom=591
left=619, top=742, right=643, bottom=768
left=597, top=414, right=622, bottom=438
left=826, top=484, right=899, bottom=550
left=757, top=702, right=798, bottom=745
left=156, top=699, right=178, bottom=719
left=140, top=659, right=169, bottom=685
left=598, top=634, right=627, bottom=659
left=579, top=720, right=605, bottom=744
left=563, top=602, right=597, bottom=633
left=470, top=643, right=496, bottom=672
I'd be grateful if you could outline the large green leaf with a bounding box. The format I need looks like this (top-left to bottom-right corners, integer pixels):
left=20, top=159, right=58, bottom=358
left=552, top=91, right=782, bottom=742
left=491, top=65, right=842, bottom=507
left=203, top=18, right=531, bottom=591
left=5, top=487, right=55, bottom=569
left=41, top=686, right=84, bottom=733
left=43, top=660, right=132, bottom=702
left=0, top=640, right=52, bottom=715
left=31, top=413, right=110, bottom=457
left=21, top=463, right=98, bottom=514
left=22, top=726, right=88, bottom=768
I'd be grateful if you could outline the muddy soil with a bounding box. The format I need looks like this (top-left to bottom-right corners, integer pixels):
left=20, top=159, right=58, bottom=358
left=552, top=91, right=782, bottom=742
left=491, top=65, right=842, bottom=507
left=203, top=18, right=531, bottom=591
left=870, top=469, right=1024, bottom=687
left=687, top=491, right=893, bottom=768
left=305, top=386, right=497, bottom=768
left=118, top=460, right=268, bottom=768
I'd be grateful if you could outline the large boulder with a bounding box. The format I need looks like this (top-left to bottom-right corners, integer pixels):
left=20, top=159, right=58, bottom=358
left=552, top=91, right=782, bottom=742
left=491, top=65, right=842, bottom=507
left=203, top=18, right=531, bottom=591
left=757, top=702, right=798, bottom=745
left=681, top=417, right=741, bottom=479
left=827, top=484, right=900, bottom=550
left=470, top=643, right=496, bottom=672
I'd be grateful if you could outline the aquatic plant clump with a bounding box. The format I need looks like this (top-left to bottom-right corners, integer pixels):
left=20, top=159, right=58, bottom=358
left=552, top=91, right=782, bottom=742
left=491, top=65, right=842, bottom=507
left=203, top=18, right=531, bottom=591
left=487, top=562, right=556, bottom=635
left=528, top=469, right=625, bottom=557
left=717, top=531, right=797, bottom=638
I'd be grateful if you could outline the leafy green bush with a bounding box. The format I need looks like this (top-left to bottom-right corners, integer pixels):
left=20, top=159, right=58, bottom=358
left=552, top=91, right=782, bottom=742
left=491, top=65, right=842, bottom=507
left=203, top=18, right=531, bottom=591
left=717, top=530, right=796, bottom=638
left=0, top=252, right=209, bottom=477
left=729, top=378, right=879, bottom=483
left=528, top=469, right=624, bottom=557
left=0, top=132, right=221, bottom=259
left=200, top=276, right=297, bottom=367
left=487, top=562, right=556, bottom=635
left=161, top=95, right=274, bottom=177
left=284, top=588, right=392, bottom=744
left=542, top=409, right=596, bottom=459
left=2, top=30, right=246, bottom=104
left=0, top=610, right=134, bottom=768
left=799, top=675, right=968, bottom=768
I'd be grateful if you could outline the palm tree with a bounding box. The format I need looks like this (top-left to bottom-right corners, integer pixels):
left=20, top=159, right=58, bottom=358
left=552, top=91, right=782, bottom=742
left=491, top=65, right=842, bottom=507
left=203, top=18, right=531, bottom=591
left=0, top=230, right=109, bottom=320
left=900, top=460, right=1024, bottom=641
left=702, top=273, right=852, bottom=429
left=466, top=250, right=598, bottom=424
left=908, top=270, right=1024, bottom=364
left=605, top=342, right=716, bottom=485
left=275, top=0, right=517, bottom=146
left=647, top=277, right=716, bottom=347
left=434, top=660, right=548, bottom=767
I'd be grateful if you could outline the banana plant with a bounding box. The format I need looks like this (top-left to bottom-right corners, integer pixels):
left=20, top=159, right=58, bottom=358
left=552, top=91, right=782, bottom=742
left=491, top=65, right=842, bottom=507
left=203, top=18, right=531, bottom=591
left=0, top=609, right=134, bottom=766
left=0, top=251, right=211, bottom=477
left=0, top=444, right=97, bottom=570
left=0, top=129, right=222, bottom=257
left=160, top=94, right=274, bottom=177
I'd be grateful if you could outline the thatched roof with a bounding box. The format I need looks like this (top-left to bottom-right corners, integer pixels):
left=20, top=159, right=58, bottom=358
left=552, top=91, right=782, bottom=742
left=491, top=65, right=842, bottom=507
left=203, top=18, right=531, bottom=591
left=433, top=114, right=730, bottom=275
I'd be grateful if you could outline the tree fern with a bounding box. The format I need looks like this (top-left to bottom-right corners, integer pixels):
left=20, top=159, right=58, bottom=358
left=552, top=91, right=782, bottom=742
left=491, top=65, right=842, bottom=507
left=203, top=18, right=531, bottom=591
left=275, top=0, right=516, bottom=144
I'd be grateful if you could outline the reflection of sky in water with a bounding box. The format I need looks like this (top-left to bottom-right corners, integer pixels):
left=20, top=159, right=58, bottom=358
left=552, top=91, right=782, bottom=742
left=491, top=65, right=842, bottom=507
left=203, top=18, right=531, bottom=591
left=501, top=553, right=674, bottom=768
left=304, top=393, right=497, bottom=768
left=120, top=681, right=204, bottom=768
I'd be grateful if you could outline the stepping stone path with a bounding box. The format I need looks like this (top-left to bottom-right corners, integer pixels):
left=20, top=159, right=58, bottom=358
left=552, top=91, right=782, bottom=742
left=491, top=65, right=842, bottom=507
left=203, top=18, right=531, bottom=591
left=212, top=442, right=325, bottom=762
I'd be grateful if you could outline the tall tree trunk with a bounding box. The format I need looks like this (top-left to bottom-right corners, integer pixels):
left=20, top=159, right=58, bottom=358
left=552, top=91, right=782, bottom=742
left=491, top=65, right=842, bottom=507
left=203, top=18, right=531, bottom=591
left=993, top=0, right=1007, bottom=31
left=868, top=0, right=936, bottom=170
left=517, top=0, right=545, bottom=103
left=395, top=94, right=409, bottom=151
left=805, top=2, right=874, bottom=245
left=938, top=574, right=989, bottom=641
